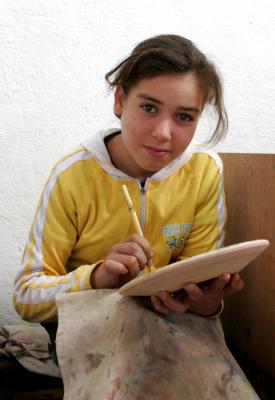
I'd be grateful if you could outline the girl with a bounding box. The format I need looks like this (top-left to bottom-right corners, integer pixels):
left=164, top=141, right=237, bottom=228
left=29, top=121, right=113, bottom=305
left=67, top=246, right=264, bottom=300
left=14, top=34, right=244, bottom=325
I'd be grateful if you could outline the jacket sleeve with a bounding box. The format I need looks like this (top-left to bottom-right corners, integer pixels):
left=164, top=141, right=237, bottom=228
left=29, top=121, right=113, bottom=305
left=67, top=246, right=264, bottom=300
left=178, top=155, right=227, bottom=260
left=13, top=164, right=100, bottom=323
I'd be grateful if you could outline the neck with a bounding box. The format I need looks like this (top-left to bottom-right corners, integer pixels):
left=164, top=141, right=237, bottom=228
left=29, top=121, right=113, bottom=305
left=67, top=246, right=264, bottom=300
left=106, top=134, right=152, bottom=181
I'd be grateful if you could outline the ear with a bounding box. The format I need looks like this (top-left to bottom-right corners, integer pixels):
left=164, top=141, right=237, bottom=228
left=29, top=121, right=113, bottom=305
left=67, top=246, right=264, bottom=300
left=114, top=85, right=125, bottom=118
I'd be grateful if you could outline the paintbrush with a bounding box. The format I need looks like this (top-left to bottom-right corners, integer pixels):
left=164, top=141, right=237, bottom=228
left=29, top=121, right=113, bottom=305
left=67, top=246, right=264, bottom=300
left=121, top=184, right=155, bottom=273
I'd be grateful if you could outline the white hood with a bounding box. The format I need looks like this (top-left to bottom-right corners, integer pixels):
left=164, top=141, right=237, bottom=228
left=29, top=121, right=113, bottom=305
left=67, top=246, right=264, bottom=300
left=81, top=128, right=195, bottom=181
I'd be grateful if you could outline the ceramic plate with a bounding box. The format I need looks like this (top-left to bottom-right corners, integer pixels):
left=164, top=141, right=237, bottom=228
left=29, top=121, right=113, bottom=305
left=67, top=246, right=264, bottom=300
left=119, top=239, right=269, bottom=296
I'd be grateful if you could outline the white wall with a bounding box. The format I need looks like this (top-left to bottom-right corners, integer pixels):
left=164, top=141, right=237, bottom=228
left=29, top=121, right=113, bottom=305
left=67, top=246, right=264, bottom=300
left=1, top=0, right=275, bottom=324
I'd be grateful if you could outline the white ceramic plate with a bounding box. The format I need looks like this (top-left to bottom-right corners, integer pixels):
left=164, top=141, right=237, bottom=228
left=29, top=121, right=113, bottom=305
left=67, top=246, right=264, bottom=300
left=119, top=239, right=269, bottom=296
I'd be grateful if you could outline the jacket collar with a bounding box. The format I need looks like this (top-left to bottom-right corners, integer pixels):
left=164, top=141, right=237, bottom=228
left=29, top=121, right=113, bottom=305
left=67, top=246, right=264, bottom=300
left=81, top=128, right=194, bottom=181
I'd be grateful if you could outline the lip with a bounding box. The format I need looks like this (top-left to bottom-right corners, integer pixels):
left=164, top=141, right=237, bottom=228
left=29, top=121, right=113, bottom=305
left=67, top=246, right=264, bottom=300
left=144, top=145, right=170, bottom=158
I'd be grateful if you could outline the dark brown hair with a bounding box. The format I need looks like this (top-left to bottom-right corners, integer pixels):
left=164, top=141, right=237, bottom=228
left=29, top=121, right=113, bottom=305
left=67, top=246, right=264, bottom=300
left=105, top=34, right=228, bottom=144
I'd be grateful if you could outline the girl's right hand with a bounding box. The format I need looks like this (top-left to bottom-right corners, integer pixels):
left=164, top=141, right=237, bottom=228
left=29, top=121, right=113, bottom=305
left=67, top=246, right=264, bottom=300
left=90, top=234, right=153, bottom=289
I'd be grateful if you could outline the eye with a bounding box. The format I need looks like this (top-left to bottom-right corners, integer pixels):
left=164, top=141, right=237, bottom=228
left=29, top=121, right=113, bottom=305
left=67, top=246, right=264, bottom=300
left=177, top=113, right=193, bottom=122
left=141, top=104, right=157, bottom=113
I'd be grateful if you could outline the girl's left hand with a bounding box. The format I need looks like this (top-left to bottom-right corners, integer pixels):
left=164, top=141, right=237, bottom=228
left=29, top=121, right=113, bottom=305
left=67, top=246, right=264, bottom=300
left=150, top=273, right=245, bottom=316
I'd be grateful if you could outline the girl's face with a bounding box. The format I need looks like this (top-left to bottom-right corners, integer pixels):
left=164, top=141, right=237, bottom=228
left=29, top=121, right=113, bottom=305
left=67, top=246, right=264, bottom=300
left=110, top=72, right=204, bottom=180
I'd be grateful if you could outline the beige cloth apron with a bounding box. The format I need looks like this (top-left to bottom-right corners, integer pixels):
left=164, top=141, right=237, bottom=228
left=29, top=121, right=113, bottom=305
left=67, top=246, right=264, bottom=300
left=56, top=290, right=259, bottom=400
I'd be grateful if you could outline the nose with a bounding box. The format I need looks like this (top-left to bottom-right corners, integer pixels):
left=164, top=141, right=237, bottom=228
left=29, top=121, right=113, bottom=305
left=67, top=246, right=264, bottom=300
left=151, top=119, right=172, bottom=142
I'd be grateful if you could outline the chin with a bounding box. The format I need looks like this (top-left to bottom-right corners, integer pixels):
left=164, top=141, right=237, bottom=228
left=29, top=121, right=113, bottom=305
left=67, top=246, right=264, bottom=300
left=141, top=163, right=168, bottom=175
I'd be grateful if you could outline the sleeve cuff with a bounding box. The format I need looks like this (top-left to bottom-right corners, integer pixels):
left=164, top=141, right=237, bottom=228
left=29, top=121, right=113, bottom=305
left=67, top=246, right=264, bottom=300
left=74, top=260, right=104, bottom=290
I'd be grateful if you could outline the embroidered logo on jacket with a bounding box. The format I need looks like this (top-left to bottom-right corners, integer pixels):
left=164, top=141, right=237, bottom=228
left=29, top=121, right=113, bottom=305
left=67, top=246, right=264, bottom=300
left=162, top=223, right=192, bottom=250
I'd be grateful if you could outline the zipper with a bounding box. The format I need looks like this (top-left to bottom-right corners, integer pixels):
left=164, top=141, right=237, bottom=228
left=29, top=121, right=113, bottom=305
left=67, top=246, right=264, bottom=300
left=137, top=180, right=149, bottom=233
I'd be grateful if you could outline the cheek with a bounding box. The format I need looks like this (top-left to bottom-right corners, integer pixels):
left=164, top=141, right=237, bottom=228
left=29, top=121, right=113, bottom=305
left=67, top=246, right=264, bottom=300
left=176, top=131, right=194, bottom=146
left=121, top=111, right=137, bottom=132
left=124, top=119, right=144, bottom=140
left=121, top=121, right=140, bottom=148
left=172, top=128, right=196, bottom=153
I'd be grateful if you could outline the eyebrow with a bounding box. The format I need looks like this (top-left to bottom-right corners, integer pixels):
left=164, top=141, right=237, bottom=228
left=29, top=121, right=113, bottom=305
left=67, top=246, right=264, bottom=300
left=137, top=93, right=201, bottom=113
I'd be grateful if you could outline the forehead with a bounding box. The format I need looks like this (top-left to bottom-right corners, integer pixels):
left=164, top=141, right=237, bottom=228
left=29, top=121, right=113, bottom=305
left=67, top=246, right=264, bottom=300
left=128, top=73, right=204, bottom=109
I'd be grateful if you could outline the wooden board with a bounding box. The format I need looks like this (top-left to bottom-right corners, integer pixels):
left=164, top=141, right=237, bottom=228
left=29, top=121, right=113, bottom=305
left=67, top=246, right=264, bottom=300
left=220, top=153, right=275, bottom=378
left=119, top=240, right=269, bottom=296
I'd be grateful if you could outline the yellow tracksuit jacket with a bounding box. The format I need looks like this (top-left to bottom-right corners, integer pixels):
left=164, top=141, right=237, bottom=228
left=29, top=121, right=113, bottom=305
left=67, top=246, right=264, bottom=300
left=14, top=129, right=226, bottom=322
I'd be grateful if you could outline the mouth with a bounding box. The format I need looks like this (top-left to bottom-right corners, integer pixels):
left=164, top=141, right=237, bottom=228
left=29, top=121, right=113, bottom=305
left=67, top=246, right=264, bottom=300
left=144, top=145, right=170, bottom=158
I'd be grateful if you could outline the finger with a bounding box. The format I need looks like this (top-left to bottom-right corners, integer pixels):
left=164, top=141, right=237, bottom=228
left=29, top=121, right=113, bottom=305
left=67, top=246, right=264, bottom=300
left=104, top=259, right=128, bottom=275
left=111, top=241, right=148, bottom=269
left=182, top=283, right=204, bottom=302
left=93, top=259, right=128, bottom=289
left=157, top=291, right=189, bottom=314
left=127, top=233, right=154, bottom=260
left=108, top=254, right=142, bottom=279
left=151, top=295, right=170, bottom=315
left=231, top=273, right=244, bottom=287
left=205, top=273, right=231, bottom=293
left=224, top=273, right=245, bottom=296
